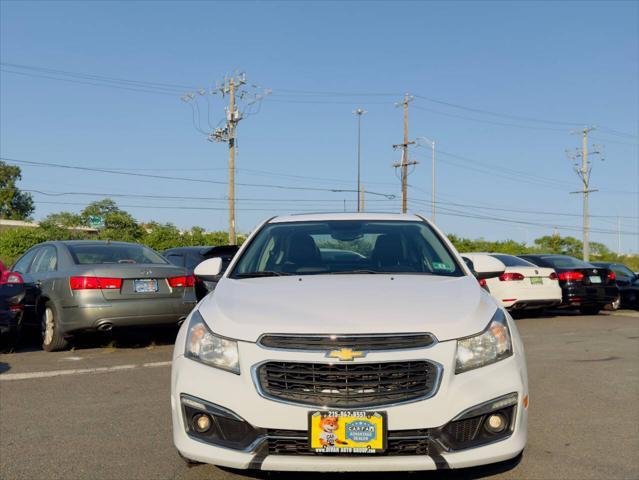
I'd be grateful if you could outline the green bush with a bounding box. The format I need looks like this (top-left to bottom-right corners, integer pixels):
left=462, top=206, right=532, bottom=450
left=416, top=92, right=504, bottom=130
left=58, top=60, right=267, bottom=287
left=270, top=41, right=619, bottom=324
left=0, top=228, right=49, bottom=265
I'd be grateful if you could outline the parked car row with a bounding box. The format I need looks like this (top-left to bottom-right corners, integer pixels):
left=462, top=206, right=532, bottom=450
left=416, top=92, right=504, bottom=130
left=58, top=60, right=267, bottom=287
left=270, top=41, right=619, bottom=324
left=461, top=252, right=638, bottom=314
left=2, top=235, right=636, bottom=351
left=0, top=240, right=242, bottom=351
left=162, top=245, right=239, bottom=300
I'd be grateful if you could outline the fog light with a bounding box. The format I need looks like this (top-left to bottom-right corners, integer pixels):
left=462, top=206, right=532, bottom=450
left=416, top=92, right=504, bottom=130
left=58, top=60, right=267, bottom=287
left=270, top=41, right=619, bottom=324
left=485, top=413, right=507, bottom=433
left=194, top=414, right=212, bottom=433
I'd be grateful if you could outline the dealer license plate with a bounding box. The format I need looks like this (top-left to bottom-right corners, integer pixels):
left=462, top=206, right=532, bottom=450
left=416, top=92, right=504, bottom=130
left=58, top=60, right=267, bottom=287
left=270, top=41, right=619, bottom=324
left=134, top=279, right=158, bottom=293
left=309, top=410, right=386, bottom=454
left=530, top=277, right=543, bottom=285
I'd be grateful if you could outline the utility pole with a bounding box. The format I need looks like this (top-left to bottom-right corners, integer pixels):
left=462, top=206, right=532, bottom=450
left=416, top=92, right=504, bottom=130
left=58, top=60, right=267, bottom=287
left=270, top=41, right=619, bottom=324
left=181, top=73, right=270, bottom=245
left=393, top=94, right=417, bottom=213
left=360, top=185, right=365, bottom=211
left=617, top=216, right=621, bottom=255
left=353, top=109, right=367, bottom=212
left=567, top=126, right=600, bottom=262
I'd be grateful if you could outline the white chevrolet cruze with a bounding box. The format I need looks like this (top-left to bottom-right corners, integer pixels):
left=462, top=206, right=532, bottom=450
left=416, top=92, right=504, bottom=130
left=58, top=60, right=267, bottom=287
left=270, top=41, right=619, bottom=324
left=171, top=213, right=528, bottom=472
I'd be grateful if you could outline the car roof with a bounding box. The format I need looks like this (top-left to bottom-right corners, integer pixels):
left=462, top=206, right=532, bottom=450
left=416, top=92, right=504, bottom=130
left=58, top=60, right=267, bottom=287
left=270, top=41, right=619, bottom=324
left=164, top=245, right=238, bottom=256
left=269, top=212, right=423, bottom=223
left=58, top=240, right=144, bottom=246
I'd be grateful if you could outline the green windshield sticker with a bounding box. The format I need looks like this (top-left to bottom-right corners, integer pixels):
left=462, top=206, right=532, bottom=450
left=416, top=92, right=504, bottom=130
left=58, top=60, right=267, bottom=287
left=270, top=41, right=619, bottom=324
left=432, top=262, right=453, bottom=271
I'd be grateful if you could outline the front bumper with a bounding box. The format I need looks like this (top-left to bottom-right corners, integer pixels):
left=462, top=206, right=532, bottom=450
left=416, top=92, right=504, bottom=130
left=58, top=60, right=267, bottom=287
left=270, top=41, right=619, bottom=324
left=171, top=335, right=528, bottom=471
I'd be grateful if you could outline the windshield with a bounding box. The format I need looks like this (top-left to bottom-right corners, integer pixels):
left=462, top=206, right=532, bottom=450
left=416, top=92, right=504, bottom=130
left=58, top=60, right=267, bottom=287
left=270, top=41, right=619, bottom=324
left=540, top=255, right=591, bottom=269
left=68, top=244, right=168, bottom=265
left=230, top=220, right=463, bottom=277
left=491, top=254, right=536, bottom=267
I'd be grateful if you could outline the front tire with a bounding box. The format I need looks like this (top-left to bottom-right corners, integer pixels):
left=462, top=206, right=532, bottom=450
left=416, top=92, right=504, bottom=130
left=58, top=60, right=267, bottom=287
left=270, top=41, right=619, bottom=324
left=41, top=302, right=69, bottom=352
left=579, top=305, right=602, bottom=315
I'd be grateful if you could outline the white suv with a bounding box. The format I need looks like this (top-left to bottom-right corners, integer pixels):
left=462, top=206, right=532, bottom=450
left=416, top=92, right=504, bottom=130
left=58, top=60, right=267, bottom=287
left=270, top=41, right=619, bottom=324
left=171, top=213, right=528, bottom=472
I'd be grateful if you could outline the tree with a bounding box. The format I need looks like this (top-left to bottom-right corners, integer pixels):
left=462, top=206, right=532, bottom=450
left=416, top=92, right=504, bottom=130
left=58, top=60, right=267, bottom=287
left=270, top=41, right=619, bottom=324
left=81, top=199, right=143, bottom=241
left=142, top=223, right=184, bottom=251
left=0, top=161, right=35, bottom=220
left=533, top=235, right=582, bottom=257
left=40, top=211, right=83, bottom=229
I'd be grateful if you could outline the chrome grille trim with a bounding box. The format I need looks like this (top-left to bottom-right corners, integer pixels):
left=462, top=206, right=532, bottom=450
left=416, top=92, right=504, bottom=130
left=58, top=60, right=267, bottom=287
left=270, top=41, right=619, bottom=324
left=257, top=333, right=437, bottom=352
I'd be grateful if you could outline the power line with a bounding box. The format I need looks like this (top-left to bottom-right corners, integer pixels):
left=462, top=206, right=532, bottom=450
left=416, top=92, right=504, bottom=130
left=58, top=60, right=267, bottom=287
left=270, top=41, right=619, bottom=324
left=22, top=187, right=636, bottom=219
left=2, top=157, right=397, bottom=198
left=32, top=200, right=399, bottom=214
left=3, top=61, right=633, bottom=137
left=0, top=68, right=178, bottom=97
left=409, top=202, right=637, bottom=236
left=0, top=62, right=195, bottom=91
left=407, top=195, right=639, bottom=220
left=23, top=189, right=397, bottom=203
left=413, top=94, right=582, bottom=127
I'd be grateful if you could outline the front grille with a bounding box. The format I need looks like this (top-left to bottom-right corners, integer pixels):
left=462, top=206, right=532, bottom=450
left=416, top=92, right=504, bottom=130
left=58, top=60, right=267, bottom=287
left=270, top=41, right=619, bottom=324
left=256, top=361, right=439, bottom=407
left=258, top=333, right=436, bottom=351
left=266, top=431, right=433, bottom=456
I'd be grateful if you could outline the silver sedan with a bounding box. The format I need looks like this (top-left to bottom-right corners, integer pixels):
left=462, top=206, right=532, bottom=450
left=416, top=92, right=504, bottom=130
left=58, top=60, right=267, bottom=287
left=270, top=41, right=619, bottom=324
left=10, top=240, right=197, bottom=351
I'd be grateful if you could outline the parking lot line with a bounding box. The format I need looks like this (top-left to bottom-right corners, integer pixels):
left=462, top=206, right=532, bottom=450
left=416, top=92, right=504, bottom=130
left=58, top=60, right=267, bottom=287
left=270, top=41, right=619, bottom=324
left=0, top=360, right=172, bottom=382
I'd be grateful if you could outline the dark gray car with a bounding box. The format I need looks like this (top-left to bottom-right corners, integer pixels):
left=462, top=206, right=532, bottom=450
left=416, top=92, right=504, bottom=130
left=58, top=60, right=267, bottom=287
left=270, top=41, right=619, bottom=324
left=11, top=240, right=197, bottom=351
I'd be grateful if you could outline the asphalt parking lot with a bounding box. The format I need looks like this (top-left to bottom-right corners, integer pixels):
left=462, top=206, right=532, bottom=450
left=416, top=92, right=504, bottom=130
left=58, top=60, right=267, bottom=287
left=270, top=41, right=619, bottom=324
left=1, top=310, right=638, bottom=480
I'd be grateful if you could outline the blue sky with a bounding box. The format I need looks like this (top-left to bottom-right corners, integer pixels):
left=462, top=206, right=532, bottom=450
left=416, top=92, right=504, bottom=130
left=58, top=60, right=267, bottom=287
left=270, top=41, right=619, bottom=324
left=1, top=1, right=637, bottom=252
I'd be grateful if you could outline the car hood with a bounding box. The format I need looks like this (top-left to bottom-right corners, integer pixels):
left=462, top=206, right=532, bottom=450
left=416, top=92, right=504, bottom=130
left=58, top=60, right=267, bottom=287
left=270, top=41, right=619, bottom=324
left=197, top=274, right=498, bottom=342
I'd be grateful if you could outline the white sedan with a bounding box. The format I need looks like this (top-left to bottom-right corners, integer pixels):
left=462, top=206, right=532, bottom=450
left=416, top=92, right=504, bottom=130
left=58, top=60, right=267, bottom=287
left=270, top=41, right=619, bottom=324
left=171, top=213, right=528, bottom=472
left=467, top=253, right=562, bottom=311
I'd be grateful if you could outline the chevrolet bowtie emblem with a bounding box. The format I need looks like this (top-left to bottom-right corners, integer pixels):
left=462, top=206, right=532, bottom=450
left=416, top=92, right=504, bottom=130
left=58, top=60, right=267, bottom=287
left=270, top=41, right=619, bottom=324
left=326, top=348, right=367, bottom=361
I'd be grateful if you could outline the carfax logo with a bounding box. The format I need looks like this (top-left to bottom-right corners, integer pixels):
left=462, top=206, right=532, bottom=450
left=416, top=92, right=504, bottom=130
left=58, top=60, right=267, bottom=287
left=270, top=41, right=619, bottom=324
left=345, top=420, right=376, bottom=443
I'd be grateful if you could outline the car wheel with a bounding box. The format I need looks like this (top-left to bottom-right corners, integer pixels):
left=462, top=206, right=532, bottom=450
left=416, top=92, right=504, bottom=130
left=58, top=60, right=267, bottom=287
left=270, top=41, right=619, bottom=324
left=41, top=302, right=69, bottom=352
left=579, top=305, right=602, bottom=315
left=607, top=295, right=621, bottom=311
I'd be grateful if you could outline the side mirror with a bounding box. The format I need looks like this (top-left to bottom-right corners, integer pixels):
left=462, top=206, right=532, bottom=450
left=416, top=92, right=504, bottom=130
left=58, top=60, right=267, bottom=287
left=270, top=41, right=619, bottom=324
left=194, top=257, right=224, bottom=281
left=461, top=254, right=505, bottom=280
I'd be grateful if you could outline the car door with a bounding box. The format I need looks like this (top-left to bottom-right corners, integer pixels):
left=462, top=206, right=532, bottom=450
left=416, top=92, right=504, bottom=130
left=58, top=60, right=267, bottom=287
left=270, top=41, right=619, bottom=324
left=25, top=245, right=59, bottom=324
left=11, top=246, right=42, bottom=324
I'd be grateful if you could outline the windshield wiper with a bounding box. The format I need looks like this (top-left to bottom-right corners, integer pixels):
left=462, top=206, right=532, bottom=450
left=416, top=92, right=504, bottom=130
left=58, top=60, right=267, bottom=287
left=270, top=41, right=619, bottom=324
left=330, top=270, right=381, bottom=275
left=234, top=271, right=293, bottom=278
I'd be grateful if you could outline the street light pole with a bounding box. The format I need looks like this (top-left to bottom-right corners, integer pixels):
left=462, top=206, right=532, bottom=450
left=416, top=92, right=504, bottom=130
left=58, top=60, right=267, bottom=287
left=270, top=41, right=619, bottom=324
left=353, top=108, right=367, bottom=212
left=430, top=139, right=436, bottom=223
left=416, top=137, right=436, bottom=222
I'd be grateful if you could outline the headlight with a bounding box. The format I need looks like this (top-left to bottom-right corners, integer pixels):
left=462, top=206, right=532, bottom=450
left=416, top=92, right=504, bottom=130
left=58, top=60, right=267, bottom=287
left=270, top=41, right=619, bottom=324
left=185, top=310, right=240, bottom=374
left=455, top=309, right=512, bottom=374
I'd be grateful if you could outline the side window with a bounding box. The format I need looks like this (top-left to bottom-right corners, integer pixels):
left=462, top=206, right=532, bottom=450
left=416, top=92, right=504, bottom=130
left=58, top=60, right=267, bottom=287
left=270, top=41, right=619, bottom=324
left=12, top=248, right=40, bottom=274
left=612, top=265, right=633, bottom=278
left=186, top=254, right=203, bottom=269
left=32, top=246, right=58, bottom=273
left=166, top=254, right=185, bottom=267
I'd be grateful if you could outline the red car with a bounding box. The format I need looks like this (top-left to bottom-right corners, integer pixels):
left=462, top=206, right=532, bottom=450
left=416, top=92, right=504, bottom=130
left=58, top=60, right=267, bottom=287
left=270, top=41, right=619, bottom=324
left=0, top=260, right=26, bottom=343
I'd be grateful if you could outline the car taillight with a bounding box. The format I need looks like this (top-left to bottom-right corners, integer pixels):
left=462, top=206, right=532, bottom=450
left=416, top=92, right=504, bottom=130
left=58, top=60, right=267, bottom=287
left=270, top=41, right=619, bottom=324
left=0, top=271, right=23, bottom=284
left=607, top=271, right=616, bottom=281
left=70, top=276, right=122, bottom=290
left=558, top=271, right=584, bottom=282
left=168, top=275, right=195, bottom=288
left=478, top=279, right=487, bottom=287
left=549, top=272, right=558, bottom=280
left=499, top=272, right=525, bottom=281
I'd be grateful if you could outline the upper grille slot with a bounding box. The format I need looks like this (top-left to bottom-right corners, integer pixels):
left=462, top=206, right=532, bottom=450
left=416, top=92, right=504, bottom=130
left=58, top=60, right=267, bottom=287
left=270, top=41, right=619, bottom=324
left=256, top=360, right=440, bottom=407
left=258, top=333, right=436, bottom=351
